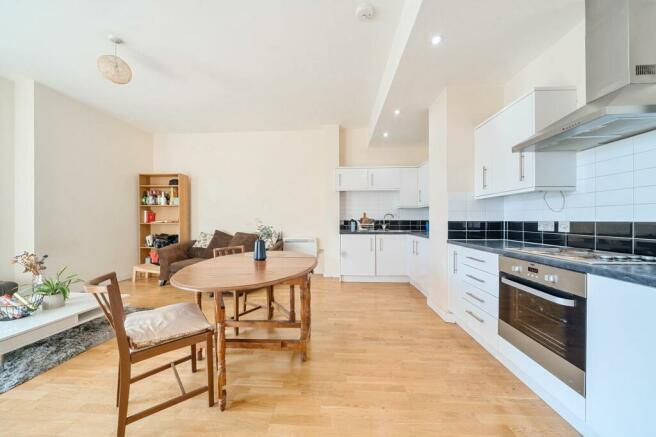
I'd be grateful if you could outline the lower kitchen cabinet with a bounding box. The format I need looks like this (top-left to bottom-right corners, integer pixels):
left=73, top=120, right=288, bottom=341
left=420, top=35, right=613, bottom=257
left=586, top=275, right=656, bottom=437
left=340, top=234, right=412, bottom=279
left=339, top=234, right=375, bottom=276
left=408, top=235, right=430, bottom=294
left=375, top=234, right=406, bottom=276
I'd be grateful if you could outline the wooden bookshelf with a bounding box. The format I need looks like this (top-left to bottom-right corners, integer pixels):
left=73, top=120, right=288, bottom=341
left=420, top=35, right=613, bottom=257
left=138, top=173, right=190, bottom=264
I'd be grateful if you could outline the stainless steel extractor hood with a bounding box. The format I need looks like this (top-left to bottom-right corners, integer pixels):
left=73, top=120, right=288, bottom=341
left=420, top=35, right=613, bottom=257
left=513, top=0, right=656, bottom=153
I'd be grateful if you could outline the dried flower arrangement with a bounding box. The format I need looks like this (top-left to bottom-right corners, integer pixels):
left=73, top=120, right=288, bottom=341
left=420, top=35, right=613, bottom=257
left=255, top=219, right=281, bottom=249
left=11, top=252, right=48, bottom=277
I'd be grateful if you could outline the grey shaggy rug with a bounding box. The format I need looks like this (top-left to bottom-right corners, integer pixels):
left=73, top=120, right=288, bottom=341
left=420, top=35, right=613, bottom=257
left=0, top=307, right=145, bottom=393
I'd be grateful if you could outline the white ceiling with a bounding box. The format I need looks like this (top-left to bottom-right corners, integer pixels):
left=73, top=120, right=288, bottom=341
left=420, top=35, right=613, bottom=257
left=369, top=0, right=584, bottom=145
left=0, top=0, right=404, bottom=133
left=0, top=0, right=584, bottom=136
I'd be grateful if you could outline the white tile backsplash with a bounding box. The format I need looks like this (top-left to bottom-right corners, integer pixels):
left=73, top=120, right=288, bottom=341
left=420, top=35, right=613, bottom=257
left=499, top=130, right=656, bottom=223
left=340, top=191, right=428, bottom=221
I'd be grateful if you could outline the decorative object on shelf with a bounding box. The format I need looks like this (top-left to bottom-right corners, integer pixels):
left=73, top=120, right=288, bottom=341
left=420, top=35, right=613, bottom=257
left=34, top=267, right=81, bottom=310
left=253, top=239, right=267, bottom=261
left=143, top=210, right=156, bottom=223
left=255, top=219, right=281, bottom=249
left=170, top=196, right=180, bottom=206
left=145, top=234, right=155, bottom=247
left=97, top=35, right=132, bottom=85
left=168, top=178, right=178, bottom=186
left=149, top=250, right=159, bottom=265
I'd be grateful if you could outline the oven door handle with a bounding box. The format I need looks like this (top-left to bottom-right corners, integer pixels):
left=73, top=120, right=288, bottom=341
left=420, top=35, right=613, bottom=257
left=501, top=277, right=576, bottom=307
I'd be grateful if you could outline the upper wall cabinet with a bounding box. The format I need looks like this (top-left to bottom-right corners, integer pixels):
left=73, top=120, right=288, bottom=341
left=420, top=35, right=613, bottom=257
left=335, top=167, right=402, bottom=191
left=474, top=87, right=578, bottom=199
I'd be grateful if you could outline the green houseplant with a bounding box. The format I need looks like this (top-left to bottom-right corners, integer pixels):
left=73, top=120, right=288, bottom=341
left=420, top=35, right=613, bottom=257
left=34, top=267, right=81, bottom=310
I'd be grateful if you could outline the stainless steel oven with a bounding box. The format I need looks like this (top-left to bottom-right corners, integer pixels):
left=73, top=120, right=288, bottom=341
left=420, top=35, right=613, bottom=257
left=498, top=256, right=586, bottom=396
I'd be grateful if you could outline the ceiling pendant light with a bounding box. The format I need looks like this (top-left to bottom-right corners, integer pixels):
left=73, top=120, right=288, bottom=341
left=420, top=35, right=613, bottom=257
left=97, top=35, right=132, bottom=85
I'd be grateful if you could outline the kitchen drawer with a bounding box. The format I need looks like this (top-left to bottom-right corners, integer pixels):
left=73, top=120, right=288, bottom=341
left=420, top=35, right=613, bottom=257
left=461, top=281, right=498, bottom=318
left=461, top=264, right=499, bottom=297
left=461, top=247, right=499, bottom=275
left=460, top=297, right=497, bottom=347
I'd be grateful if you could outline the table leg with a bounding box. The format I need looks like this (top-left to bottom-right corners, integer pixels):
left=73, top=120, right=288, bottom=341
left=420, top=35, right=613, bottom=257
left=214, top=291, right=227, bottom=411
left=307, top=276, right=312, bottom=339
left=289, top=285, right=296, bottom=322
left=300, top=279, right=310, bottom=362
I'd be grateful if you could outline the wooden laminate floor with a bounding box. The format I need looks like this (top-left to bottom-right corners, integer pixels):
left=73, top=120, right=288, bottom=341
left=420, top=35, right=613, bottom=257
left=0, top=276, right=578, bottom=436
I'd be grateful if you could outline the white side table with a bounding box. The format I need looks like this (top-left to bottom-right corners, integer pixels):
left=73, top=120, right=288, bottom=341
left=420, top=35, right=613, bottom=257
left=0, top=293, right=107, bottom=369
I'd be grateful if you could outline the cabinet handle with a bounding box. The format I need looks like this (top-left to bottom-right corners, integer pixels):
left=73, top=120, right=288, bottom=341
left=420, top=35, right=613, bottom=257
left=370, top=173, right=374, bottom=186
left=482, top=166, right=487, bottom=189
left=416, top=241, right=419, bottom=256
left=453, top=251, right=458, bottom=274
left=465, top=291, right=485, bottom=304
left=379, top=238, right=383, bottom=252
left=370, top=237, right=374, bottom=252
left=465, top=309, right=485, bottom=324
left=465, top=273, right=485, bottom=284
left=418, top=189, right=422, bottom=204
left=519, top=153, right=525, bottom=181
left=466, top=256, right=484, bottom=263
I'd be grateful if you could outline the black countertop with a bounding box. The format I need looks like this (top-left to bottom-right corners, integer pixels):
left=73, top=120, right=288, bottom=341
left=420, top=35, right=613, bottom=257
left=341, top=230, right=429, bottom=239
left=447, top=239, right=656, bottom=288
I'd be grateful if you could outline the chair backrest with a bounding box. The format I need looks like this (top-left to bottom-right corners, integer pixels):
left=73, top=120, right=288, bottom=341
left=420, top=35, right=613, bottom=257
left=84, top=272, right=131, bottom=356
left=213, top=245, right=245, bottom=258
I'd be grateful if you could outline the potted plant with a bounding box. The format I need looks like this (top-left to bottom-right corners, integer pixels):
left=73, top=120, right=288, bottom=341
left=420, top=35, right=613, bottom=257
left=34, top=267, right=81, bottom=310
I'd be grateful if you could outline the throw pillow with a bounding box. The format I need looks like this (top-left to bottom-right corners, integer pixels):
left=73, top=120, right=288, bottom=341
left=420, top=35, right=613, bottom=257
left=205, top=230, right=234, bottom=257
left=192, top=232, right=213, bottom=248
left=229, top=232, right=259, bottom=253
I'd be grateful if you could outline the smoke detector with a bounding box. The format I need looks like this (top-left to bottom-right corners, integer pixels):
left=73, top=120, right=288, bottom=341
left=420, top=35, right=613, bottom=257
left=355, top=2, right=375, bottom=20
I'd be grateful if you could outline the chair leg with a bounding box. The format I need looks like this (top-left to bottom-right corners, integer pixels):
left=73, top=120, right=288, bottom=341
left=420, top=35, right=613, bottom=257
left=115, top=363, right=120, bottom=407
left=206, top=331, right=215, bottom=407
left=233, top=291, right=239, bottom=336
left=191, top=344, right=197, bottom=373
left=195, top=293, right=204, bottom=360
left=243, top=292, right=247, bottom=313
left=215, top=293, right=227, bottom=411
left=266, top=286, right=274, bottom=320
left=116, top=362, right=131, bottom=437
left=289, top=285, right=296, bottom=322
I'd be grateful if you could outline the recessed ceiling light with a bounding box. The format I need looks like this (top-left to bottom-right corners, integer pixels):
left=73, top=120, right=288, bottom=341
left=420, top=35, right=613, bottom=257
left=394, top=109, right=401, bottom=116
left=383, top=132, right=389, bottom=138
left=431, top=35, right=442, bottom=46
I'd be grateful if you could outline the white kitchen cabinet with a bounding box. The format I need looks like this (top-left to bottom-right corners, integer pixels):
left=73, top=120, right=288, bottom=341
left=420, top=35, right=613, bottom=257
left=418, top=162, right=429, bottom=206
left=336, top=168, right=368, bottom=191
left=408, top=235, right=430, bottom=295
left=398, top=167, right=418, bottom=207
left=339, top=234, right=375, bottom=276
left=447, top=244, right=463, bottom=316
left=474, top=87, right=578, bottom=199
left=368, top=167, right=400, bottom=191
left=586, top=275, right=656, bottom=437
left=375, top=234, right=406, bottom=276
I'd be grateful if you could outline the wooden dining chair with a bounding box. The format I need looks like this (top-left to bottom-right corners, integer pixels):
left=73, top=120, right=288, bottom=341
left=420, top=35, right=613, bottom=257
left=85, top=272, right=215, bottom=437
left=211, top=245, right=268, bottom=335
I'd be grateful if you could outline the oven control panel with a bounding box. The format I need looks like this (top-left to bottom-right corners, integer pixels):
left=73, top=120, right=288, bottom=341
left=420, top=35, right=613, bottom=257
left=499, top=256, right=587, bottom=298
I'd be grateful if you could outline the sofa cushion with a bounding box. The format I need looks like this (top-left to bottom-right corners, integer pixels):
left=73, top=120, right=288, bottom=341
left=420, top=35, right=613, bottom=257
left=229, top=232, right=259, bottom=253
left=205, top=230, right=234, bottom=257
left=124, top=302, right=212, bottom=350
left=170, top=257, right=205, bottom=274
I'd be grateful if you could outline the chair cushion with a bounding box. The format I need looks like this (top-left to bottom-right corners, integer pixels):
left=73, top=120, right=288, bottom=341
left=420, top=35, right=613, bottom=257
left=124, top=302, right=212, bottom=350
left=229, top=232, right=259, bottom=253
left=170, top=257, right=205, bottom=274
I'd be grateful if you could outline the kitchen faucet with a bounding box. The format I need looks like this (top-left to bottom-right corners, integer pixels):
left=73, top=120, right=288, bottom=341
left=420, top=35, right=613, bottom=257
left=382, top=213, right=395, bottom=230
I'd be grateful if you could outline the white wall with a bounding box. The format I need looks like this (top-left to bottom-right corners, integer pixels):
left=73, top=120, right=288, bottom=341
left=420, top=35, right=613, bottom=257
left=152, top=127, right=340, bottom=275
left=0, top=77, right=14, bottom=279
left=340, top=127, right=427, bottom=166
left=32, top=83, right=153, bottom=281
left=504, top=20, right=586, bottom=106
left=428, top=86, right=504, bottom=315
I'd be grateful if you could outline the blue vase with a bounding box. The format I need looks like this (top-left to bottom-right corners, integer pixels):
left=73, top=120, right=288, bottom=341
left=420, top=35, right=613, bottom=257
left=253, top=239, right=267, bottom=261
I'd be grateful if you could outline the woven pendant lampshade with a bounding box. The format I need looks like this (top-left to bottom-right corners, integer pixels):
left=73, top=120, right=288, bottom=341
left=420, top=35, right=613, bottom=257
left=97, top=36, right=132, bottom=85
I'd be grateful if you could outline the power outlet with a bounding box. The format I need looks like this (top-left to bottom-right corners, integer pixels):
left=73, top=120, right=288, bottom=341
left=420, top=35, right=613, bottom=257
left=538, top=221, right=555, bottom=232
left=559, top=221, right=570, bottom=233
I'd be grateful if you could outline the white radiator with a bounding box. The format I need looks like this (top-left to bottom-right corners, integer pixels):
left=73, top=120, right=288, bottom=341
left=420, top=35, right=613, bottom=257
left=283, top=238, right=318, bottom=256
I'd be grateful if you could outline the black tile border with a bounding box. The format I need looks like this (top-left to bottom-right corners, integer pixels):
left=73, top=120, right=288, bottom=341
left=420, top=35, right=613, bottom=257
left=341, top=219, right=428, bottom=232
left=446, top=220, right=656, bottom=255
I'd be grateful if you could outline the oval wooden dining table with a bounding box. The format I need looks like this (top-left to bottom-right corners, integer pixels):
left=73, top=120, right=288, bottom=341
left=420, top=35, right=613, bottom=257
left=170, top=250, right=317, bottom=410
